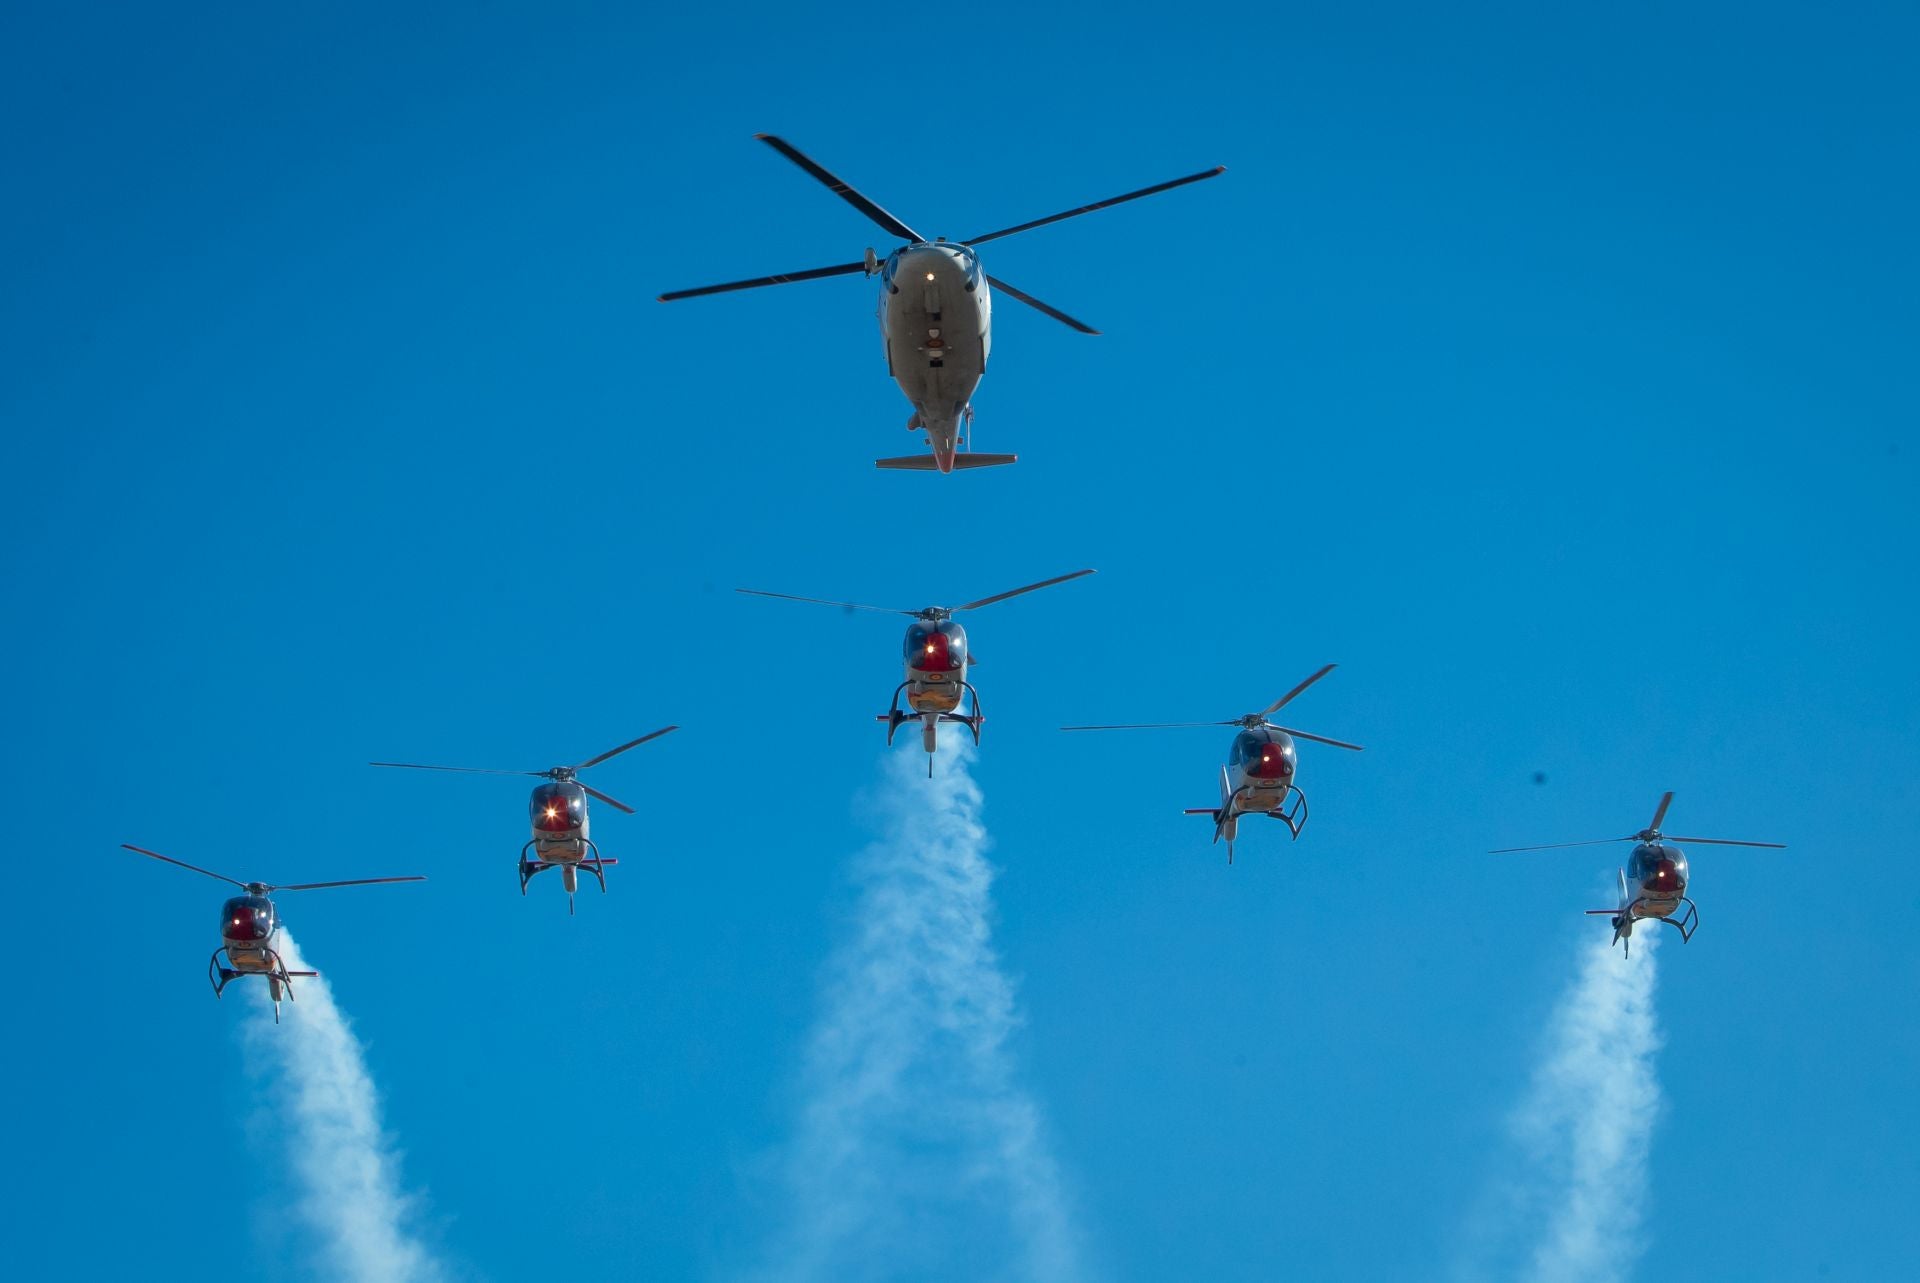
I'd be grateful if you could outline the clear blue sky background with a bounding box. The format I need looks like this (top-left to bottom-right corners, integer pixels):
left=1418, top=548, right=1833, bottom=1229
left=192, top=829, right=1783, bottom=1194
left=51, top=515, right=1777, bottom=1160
left=3, top=2, right=1915, bottom=1279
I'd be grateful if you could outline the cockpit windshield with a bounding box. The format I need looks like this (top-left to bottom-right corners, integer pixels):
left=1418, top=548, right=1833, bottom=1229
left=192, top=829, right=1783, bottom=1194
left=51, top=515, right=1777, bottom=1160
left=220, top=895, right=274, bottom=942
left=531, top=782, right=587, bottom=833
left=1231, top=730, right=1296, bottom=780
left=905, top=621, right=967, bottom=672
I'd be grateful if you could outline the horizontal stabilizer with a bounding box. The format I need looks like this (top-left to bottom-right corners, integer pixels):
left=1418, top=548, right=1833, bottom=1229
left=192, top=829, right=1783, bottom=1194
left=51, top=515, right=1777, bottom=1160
left=874, top=453, right=1018, bottom=471
left=1183, top=808, right=1220, bottom=817
left=287, top=970, right=319, bottom=978
left=1584, top=908, right=1622, bottom=916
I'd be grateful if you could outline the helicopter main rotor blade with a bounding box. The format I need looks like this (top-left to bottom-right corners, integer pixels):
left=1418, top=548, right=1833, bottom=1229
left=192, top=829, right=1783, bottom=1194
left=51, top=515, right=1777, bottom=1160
left=984, top=275, right=1099, bottom=334
left=1660, top=836, right=1788, bottom=849
left=1649, top=791, right=1674, bottom=832
left=581, top=783, right=638, bottom=815
left=1262, top=665, right=1338, bottom=717
left=1059, top=721, right=1226, bottom=731
left=755, top=134, right=926, bottom=242
left=576, top=726, right=680, bottom=771
left=1269, top=725, right=1365, bottom=752
left=658, top=259, right=868, bottom=303
left=274, top=876, right=429, bottom=892
left=369, top=761, right=545, bottom=777
left=1487, top=837, right=1637, bottom=854
left=735, top=588, right=915, bottom=615
left=965, top=165, right=1227, bottom=246
left=121, top=844, right=248, bottom=889
left=956, top=569, right=1096, bottom=613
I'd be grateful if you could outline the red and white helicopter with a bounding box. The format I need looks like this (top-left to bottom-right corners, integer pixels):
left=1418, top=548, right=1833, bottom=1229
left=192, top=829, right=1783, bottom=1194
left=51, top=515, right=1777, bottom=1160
left=660, top=134, right=1223, bottom=473
left=1063, top=665, right=1363, bottom=861
left=737, top=570, right=1094, bottom=770
left=1492, top=790, right=1784, bottom=955
left=122, top=843, right=424, bottom=1022
left=371, top=728, right=678, bottom=913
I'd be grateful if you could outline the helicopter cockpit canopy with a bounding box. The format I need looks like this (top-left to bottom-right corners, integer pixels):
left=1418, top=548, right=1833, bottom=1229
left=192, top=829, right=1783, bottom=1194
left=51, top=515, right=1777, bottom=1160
left=220, top=895, right=275, bottom=943
left=905, top=620, right=968, bottom=673
left=531, top=781, right=587, bottom=833
left=1231, top=728, right=1297, bottom=780
left=1629, top=841, right=1689, bottom=889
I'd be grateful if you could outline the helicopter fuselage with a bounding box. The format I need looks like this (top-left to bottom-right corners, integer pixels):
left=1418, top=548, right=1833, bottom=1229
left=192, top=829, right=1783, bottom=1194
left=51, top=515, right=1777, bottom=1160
left=1611, top=841, right=1692, bottom=935
left=219, top=893, right=283, bottom=975
left=1187, top=727, right=1310, bottom=858
left=900, top=617, right=972, bottom=715
left=877, top=243, right=991, bottom=472
left=528, top=780, right=593, bottom=863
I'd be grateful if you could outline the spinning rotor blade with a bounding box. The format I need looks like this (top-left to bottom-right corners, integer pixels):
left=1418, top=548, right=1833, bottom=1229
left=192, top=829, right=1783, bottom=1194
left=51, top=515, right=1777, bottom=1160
left=1269, top=725, right=1365, bottom=752
left=274, top=876, right=429, bottom=892
left=755, top=134, right=926, bottom=242
left=735, top=587, right=914, bottom=615
left=1262, top=665, right=1338, bottom=717
left=121, top=844, right=248, bottom=889
left=658, top=260, right=868, bottom=303
left=1487, top=837, right=1636, bottom=854
left=965, top=166, right=1227, bottom=246
left=575, top=726, right=680, bottom=771
left=369, top=761, right=544, bottom=777
left=1060, top=722, right=1224, bottom=732
left=581, top=784, right=637, bottom=815
left=1649, top=791, right=1674, bottom=832
left=956, top=569, right=1096, bottom=613
left=984, top=275, right=1099, bottom=334
left=1661, top=836, right=1787, bottom=849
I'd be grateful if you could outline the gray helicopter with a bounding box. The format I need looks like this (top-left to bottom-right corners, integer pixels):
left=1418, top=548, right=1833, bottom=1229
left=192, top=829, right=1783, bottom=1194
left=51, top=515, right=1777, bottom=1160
left=659, top=134, right=1223, bottom=473
left=121, top=844, right=425, bottom=1022
left=371, top=728, right=677, bottom=913
left=1063, top=664, right=1363, bottom=862
left=1492, top=790, right=1784, bottom=954
left=737, top=570, right=1094, bottom=770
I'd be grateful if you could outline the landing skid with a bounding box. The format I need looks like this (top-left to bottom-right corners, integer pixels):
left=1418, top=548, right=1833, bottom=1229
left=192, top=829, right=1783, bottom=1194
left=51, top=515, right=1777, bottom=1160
left=1187, top=785, right=1310, bottom=861
left=521, top=840, right=616, bottom=915
left=209, top=947, right=318, bottom=1024
left=1586, top=896, right=1698, bottom=956
left=879, top=682, right=983, bottom=773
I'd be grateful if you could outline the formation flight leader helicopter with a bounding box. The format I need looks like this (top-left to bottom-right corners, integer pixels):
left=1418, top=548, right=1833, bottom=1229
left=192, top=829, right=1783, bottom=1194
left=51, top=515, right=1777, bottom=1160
left=370, top=727, right=678, bottom=913
left=1063, top=665, right=1363, bottom=862
left=1492, top=790, right=1784, bottom=955
left=737, top=570, right=1094, bottom=771
left=659, top=134, right=1224, bottom=474
left=121, top=844, right=424, bottom=1023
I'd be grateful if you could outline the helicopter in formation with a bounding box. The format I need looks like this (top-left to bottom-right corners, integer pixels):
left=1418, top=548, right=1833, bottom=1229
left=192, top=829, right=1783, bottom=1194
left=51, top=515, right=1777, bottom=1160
left=122, top=844, right=425, bottom=1022
left=1063, top=664, right=1363, bottom=862
left=738, top=570, right=1094, bottom=770
left=659, top=134, right=1225, bottom=474
left=370, top=727, right=678, bottom=912
left=1491, top=790, right=1784, bottom=955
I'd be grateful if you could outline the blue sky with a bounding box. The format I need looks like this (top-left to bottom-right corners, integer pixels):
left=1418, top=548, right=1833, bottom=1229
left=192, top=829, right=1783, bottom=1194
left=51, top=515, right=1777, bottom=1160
left=3, top=2, right=1916, bottom=1279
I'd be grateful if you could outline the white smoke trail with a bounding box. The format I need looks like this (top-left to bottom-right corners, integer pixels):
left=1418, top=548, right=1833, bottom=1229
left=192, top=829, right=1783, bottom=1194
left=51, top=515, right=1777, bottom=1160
left=1466, top=927, right=1665, bottom=1283
left=243, top=929, right=443, bottom=1283
left=754, top=740, right=1081, bottom=1283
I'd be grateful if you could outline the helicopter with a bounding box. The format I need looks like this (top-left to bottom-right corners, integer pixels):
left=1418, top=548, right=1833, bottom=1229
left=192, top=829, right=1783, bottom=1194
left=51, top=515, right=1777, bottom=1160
left=1491, top=790, right=1784, bottom=955
left=121, top=844, right=424, bottom=1023
left=736, top=570, right=1095, bottom=771
left=370, top=727, right=678, bottom=913
left=1062, top=665, right=1363, bottom=862
left=659, top=134, right=1224, bottom=474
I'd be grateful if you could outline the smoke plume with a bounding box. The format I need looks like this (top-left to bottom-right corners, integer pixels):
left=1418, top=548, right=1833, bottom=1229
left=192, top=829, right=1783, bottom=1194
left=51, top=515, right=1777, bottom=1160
left=1463, top=927, right=1665, bottom=1283
left=753, top=740, right=1081, bottom=1283
left=244, top=929, right=443, bottom=1283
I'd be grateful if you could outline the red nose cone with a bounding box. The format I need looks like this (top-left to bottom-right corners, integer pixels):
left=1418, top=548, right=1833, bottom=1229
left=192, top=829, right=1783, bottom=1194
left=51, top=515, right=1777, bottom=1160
left=1251, top=746, right=1294, bottom=780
